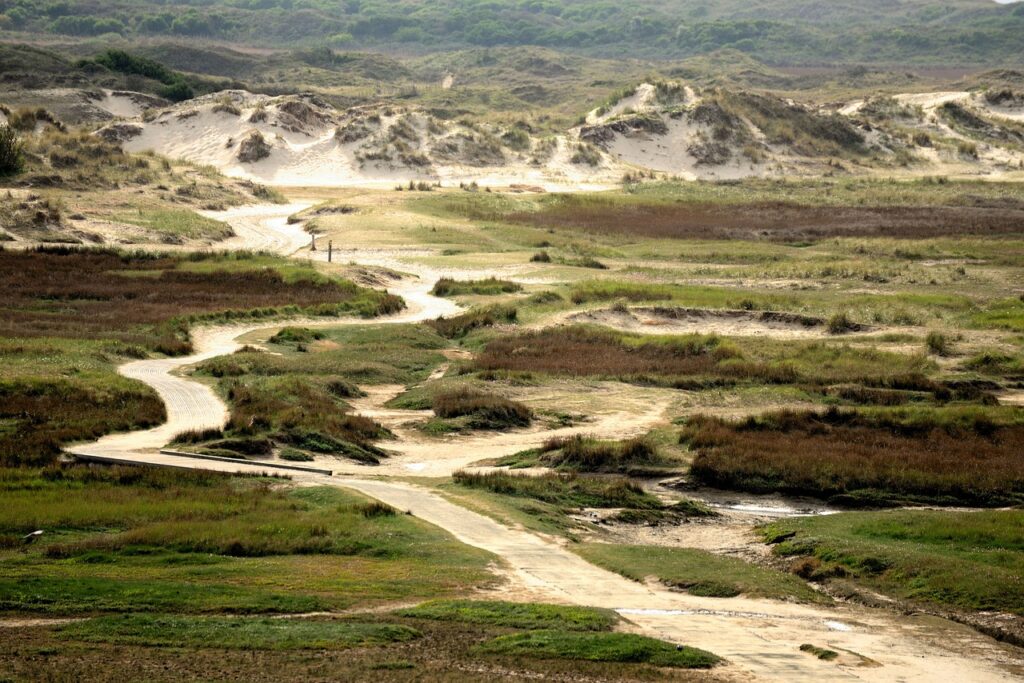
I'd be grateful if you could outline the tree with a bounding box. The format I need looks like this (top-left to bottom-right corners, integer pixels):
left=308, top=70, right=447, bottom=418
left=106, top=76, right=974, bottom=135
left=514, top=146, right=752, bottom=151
left=0, top=124, right=25, bottom=177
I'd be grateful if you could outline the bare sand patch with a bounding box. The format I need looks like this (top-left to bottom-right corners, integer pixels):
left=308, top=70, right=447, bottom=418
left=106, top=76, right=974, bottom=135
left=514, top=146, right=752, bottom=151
left=567, top=306, right=862, bottom=340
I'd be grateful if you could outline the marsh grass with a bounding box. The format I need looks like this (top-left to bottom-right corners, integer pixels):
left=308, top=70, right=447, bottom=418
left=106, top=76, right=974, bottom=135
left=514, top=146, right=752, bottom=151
left=474, top=325, right=932, bottom=389
left=576, top=543, right=826, bottom=604
left=682, top=407, right=1024, bottom=506
left=475, top=631, right=719, bottom=668
left=532, top=435, right=666, bottom=474
left=0, top=467, right=493, bottom=614
left=397, top=600, right=617, bottom=631
left=452, top=471, right=662, bottom=510
left=0, top=247, right=401, bottom=354
left=431, top=277, right=522, bottom=296
left=59, top=614, right=421, bottom=651
left=432, top=389, right=533, bottom=430
left=760, top=508, right=1024, bottom=614
left=427, top=304, right=517, bottom=339
left=430, top=179, right=1024, bottom=241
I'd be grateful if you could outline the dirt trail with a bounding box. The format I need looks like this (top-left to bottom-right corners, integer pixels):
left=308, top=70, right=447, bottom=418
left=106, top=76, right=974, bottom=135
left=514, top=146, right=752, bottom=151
left=68, top=205, right=1021, bottom=683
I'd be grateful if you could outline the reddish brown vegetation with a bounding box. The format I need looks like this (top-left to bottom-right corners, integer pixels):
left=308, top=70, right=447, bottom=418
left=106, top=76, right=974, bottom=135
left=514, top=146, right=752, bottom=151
left=494, top=199, right=1024, bottom=241
left=474, top=326, right=785, bottom=385
left=682, top=408, right=1024, bottom=506
left=432, top=389, right=532, bottom=429
left=0, top=379, right=165, bottom=466
left=0, top=247, right=401, bottom=354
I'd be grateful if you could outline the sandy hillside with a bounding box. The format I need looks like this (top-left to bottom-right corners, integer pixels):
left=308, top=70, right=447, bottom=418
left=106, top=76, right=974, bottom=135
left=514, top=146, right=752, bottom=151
left=93, top=83, right=1024, bottom=187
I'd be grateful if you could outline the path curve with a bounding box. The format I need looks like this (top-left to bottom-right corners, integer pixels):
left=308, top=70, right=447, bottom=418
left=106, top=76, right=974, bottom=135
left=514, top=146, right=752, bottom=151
left=68, top=205, right=1020, bottom=683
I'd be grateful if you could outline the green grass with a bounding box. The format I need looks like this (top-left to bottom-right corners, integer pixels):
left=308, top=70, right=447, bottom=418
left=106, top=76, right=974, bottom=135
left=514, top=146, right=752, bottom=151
left=576, top=544, right=827, bottom=604
left=59, top=614, right=421, bottom=650
left=760, top=509, right=1024, bottom=615
left=397, top=600, right=617, bottom=631
left=567, top=280, right=976, bottom=329
left=800, top=643, right=839, bottom=661
left=504, top=435, right=675, bottom=475
left=205, top=324, right=447, bottom=386
left=0, top=466, right=493, bottom=615
left=475, top=631, right=720, bottom=669
left=431, top=277, right=522, bottom=297
left=112, top=209, right=234, bottom=240
left=452, top=471, right=663, bottom=511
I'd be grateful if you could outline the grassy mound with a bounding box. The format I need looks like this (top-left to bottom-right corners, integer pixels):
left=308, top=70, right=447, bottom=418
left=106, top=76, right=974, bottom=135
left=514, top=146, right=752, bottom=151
left=431, top=277, right=522, bottom=297
left=577, top=544, right=826, bottom=604
left=397, top=600, right=617, bottom=631
left=761, top=508, right=1024, bottom=615
left=432, top=389, right=532, bottom=430
left=426, top=305, right=517, bottom=339
left=452, top=471, right=661, bottom=510
left=59, top=614, right=420, bottom=650
left=475, top=631, right=720, bottom=668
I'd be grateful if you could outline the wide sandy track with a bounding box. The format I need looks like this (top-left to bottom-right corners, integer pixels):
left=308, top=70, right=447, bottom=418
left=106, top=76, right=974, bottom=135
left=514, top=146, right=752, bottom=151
left=68, top=205, right=1020, bottom=682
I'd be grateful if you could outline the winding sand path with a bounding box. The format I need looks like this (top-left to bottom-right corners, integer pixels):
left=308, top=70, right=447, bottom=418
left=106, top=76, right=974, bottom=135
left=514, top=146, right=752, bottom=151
left=68, top=205, right=1021, bottom=682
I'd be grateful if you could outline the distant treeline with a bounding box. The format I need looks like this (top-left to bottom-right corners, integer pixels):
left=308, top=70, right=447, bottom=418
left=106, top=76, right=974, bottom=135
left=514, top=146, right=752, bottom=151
left=1, top=0, right=1024, bottom=65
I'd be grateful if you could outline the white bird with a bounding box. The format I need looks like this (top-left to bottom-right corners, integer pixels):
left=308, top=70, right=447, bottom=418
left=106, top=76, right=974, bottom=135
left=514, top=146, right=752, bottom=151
left=22, top=530, right=44, bottom=544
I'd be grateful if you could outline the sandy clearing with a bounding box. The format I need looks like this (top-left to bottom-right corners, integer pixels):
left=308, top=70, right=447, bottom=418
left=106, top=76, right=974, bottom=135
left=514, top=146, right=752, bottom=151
left=95, top=91, right=145, bottom=119
left=66, top=204, right=1023, bottom=682
left=565, top=306, right=853, bottom=340
left=336, top=381, right=674, bottom=477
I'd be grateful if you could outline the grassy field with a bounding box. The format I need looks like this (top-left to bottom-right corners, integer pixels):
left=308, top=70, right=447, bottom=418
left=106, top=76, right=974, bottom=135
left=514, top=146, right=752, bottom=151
left=0, top=465, right=494, bottom=614
left=425, top=179, right=1024, bottom=241
left=397, top=600, right=617, bottom=631
left=5, top=595, right=723, bottom=682
left=760, top=509, right=1024, bottom=615
left=0, top=248, right=401, bottom=354
left=0, top=249, right=401, bottom=465
left=474, top=325, right=936, bottom=390
left=576, top=544, right=827, bottom=604
left=475, top=631, right=720, bottom=669
left=58, top=614, right=421, bottom=650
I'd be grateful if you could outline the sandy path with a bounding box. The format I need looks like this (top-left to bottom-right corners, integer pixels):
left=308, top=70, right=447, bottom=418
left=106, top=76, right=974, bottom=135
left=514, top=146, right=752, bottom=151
left=67, top=204, right=1020, bottom=682
left=203, top=203, right=313, bottom=255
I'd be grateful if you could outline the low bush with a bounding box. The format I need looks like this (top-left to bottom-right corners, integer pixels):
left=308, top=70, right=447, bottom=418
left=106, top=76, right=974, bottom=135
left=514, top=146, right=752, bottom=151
left=431, top=277, right=522, bottom=296
left=0, top=124, right=24, bottom=176
left=475, top=631, right=719, bottom=668
left=426, top=305, right=517, bottom=339
left=925, top=331, right=949, bottom=356
left=538, top=435, right=660, bottom=473
left=269, top=327, right=326, bottom=344
left=433, top=389, right=532, bottom=429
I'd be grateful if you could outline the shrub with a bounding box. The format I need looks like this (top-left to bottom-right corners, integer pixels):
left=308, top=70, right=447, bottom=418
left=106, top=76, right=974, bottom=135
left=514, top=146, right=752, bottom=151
left=826, top=312, right=857, bottom=334
left=354, top=501, right=397, bottom=518
left=431, top=277, right=522, bottom=296
left=530, top=250, right=552, bottom=263
left=433, top=389, right=532, bottom=429
left=0, top=124, right=23, bottom=176
left=426, top=305, right=517, bottom=339
left=925, top=331, right=949, bottom=356
left=539, top=435, right=660, bottom=473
